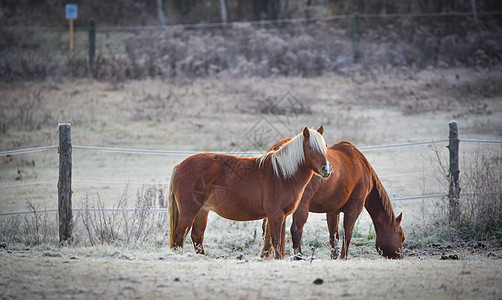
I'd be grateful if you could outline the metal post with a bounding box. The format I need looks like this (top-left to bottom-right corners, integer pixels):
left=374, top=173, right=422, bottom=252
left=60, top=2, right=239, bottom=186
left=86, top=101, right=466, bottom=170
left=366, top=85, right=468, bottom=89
left=447, top=120, right=460, bottom=223
left=58, top=123, right=72, bottom=242
left=89, top=19, right=96, bottom=68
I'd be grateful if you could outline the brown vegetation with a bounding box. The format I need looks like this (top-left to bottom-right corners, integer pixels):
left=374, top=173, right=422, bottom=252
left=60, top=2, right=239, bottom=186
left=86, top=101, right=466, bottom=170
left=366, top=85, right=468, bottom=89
left=1, top=1, right=501, bottom=82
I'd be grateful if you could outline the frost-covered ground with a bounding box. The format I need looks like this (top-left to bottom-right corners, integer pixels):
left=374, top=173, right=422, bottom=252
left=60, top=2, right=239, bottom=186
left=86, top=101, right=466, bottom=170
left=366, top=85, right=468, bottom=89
left=1, top=245, right=501, bottom=299
left=1, top=68, right=501, bottom=298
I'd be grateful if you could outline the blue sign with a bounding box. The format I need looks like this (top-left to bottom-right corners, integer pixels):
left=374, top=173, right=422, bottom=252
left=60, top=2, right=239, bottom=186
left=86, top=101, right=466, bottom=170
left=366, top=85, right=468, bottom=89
left=65, top=4, right=78, bottom=20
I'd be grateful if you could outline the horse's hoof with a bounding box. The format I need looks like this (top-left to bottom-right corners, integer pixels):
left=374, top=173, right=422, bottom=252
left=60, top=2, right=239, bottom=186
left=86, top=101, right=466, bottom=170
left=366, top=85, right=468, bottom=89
left=287, top=253, right=306, bottom=261
left=294, top=253, right=305, bottom=260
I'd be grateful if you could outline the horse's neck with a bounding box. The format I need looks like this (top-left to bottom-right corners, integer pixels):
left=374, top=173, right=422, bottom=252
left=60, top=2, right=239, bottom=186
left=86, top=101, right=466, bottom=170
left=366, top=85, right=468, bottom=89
left=260, top=155, right=313, bottom=189
left=292, top=165, right=314, bottom=186
left=287, top=166, right=315, bottom=197
left=364, top=189, right=395, bottom=233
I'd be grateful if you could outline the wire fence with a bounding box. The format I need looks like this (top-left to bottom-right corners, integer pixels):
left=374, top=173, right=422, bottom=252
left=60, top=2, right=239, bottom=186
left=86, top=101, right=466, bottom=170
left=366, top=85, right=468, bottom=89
left=2, top=10, right=501, bottom=32
left=2, top=138, right=500, bottom=158
left=1, top=137, right=501, bottom=216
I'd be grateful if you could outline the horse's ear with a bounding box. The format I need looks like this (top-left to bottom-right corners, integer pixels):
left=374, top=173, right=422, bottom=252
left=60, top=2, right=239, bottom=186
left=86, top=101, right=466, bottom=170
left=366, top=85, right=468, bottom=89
left=303, top=127, right=310, bottom=139
left=317, top=125, right=324, bottom=135
left=396, top=212, right=403, bottom=225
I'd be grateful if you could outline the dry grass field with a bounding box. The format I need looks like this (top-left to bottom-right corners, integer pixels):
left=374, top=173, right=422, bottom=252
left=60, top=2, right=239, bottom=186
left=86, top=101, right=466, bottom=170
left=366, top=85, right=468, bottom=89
left=1, top=66, right=502, bottom=299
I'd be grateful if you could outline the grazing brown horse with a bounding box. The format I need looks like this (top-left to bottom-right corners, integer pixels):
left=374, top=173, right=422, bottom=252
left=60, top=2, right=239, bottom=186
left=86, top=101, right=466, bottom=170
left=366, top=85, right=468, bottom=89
left=168, top=126, right=332, bottom=259
left=262, top=139, right=405, bottom=259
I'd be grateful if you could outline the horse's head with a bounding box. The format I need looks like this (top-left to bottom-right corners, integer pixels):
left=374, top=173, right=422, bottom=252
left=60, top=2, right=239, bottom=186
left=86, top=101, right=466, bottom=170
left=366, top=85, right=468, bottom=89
left=302, top=126, right=332, bottom=178
left=376, top=212, right=405, bottom=259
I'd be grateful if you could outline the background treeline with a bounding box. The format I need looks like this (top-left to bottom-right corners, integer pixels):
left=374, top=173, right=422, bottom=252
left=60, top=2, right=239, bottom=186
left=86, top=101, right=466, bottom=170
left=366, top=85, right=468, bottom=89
left=1, top=0, right=502, bottom=26
left=1, top=0, right=501, bottom=81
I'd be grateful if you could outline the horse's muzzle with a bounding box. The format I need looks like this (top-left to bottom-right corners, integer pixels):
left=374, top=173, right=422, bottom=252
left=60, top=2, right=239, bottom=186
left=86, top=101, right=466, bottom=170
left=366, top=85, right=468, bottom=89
left=320, top=164, right=332, bottom=178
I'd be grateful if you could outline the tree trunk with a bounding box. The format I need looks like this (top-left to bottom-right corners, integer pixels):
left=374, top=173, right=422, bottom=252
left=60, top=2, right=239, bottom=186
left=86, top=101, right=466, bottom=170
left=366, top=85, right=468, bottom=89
left=156, top=0, right=167, bottom=26
left=219, top=0, right=228, bottom=23
left=278, top=0, right=287, bottom=19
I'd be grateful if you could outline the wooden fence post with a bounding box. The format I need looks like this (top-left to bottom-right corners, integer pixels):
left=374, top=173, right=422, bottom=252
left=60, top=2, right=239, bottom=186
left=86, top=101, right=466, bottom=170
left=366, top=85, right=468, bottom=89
left=58, top=123, right=72, bottom=242
left=447, top=120, right=460, bottom=223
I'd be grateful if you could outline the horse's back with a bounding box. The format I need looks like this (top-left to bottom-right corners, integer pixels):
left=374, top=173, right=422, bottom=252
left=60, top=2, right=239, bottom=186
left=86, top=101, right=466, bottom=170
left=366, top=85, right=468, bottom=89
left=308, top=141, right=373, bottom=212
left=176, top=153, right=219, bottom=175
left=173, top=152, right=267, bottom=220
left=330, top=141, right=374, bottom=173
left=329, top=140, right=359, bottom=156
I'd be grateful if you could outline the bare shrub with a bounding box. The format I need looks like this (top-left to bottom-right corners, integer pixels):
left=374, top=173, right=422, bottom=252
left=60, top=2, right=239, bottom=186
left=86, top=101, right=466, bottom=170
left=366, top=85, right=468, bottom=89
left=0, top=186, right=168, bottom=248
left=2, top=17, right=501, bottom=82
left=120, top=186, right=166, bottom=244
left=0, top=92, right=53, bottom=132
left=459, top=147, right=502, bottom=241
left=77, top=185, right=167, bottom=246
left=80, top=192, right=121, bottom=246
left=410, top=146, right=502, bottom=246
left=0, top=200, right=58, bottom=246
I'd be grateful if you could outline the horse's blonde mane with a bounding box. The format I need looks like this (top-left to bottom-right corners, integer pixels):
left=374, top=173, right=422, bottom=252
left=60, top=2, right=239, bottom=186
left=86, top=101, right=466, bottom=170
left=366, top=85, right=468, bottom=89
left=258, top=129, right=327, bottom=178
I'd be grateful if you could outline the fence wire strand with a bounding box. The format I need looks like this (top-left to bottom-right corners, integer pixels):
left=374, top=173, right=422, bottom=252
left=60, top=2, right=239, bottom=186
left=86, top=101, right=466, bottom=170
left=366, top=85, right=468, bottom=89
left=1, top=139, right=499, bottom=157
left=1, top=11, right=501, bottom=32
left=1, top=138, right=500, bottom=215
left=0, top=194, right=443, bottom=217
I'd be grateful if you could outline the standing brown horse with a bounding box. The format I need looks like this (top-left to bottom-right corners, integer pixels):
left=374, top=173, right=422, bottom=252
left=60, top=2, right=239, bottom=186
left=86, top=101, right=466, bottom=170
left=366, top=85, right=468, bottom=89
left=262, top=139, right=405, bottom=259
left=168, top=127, right=332, bottom=259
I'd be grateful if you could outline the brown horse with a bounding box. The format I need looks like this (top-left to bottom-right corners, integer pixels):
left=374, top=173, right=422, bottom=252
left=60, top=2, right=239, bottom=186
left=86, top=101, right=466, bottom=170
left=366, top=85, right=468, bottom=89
left=262, top=139, right=405, bottom=259
left=168, top=126, right=332, bottom=259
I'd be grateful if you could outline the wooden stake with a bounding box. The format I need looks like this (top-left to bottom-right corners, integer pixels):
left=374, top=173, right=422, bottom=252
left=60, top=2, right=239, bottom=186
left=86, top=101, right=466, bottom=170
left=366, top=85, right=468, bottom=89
left=69, top=19, right=74, bottom=57
left=58, top=123, right=72, bottom=242
left=447, top=120, right=460, bottom=223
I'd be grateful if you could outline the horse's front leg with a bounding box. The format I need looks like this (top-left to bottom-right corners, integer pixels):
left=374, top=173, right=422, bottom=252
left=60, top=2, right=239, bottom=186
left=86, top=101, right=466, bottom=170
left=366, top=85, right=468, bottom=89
left=340, top=203, right=364, bottom=259
left=291, top=202, right=310, bottom=255
left=259, top=219, right=273, bottom=258
left=279, top=220, right=286, bottom=258
left=327, top=211, right=340, bottom=259
left=267, top=211, right=286, bottom=259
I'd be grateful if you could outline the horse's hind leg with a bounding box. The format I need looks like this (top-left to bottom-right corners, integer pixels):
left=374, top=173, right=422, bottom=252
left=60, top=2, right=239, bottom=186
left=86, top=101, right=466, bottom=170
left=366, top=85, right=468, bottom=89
left=172, top=216, right=193, bottom=250
left=172, top=196, right=203, bottom=250
left=191, top=208, right=210, bottom=255
left=327, top=212, right=340, bottom=259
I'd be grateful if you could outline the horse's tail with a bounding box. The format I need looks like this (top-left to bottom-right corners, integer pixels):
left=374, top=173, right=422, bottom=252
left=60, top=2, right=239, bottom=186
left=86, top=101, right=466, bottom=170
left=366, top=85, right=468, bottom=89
left=168, top=163, right=180, bottom=248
